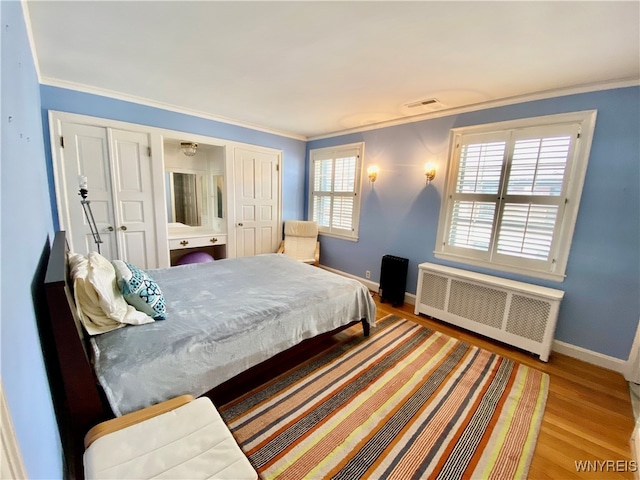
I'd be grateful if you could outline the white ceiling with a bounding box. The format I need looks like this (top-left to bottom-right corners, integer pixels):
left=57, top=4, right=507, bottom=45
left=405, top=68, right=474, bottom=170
left=26, top=1, right=640, bottom=139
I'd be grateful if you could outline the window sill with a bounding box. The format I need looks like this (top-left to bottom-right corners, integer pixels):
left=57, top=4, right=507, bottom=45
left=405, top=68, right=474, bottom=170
left=433, top=252, right=566, bottom=283
left=319, top=232, right=359, bottom=242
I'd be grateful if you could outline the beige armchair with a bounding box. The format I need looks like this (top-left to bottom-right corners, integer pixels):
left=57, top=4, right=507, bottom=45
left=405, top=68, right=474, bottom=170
left=277, top=220, right=320, bottom=266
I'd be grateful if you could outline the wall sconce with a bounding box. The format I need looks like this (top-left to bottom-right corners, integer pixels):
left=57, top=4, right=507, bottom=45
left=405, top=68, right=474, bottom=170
left=367, top=165, right=379, bottom=183
left=181, top=142, right=198, bottom=157
left=424, top=162, right=436, bottom=185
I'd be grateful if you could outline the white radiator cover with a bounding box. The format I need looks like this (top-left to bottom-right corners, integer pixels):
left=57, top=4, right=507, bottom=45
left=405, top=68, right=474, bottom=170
left=414, top=262, right=564, bottom=361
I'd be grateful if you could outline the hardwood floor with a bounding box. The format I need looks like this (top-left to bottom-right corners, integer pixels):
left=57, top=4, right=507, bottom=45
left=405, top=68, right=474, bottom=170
left=373, top=295, right=636, bottom=480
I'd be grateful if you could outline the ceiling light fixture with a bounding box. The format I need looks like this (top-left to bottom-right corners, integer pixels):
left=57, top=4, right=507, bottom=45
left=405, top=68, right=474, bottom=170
left=181, top=142, right=198, bottom=156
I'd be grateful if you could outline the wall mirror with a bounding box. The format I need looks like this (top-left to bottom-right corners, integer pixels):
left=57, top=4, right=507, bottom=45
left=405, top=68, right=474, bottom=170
left=166, top=172, right=224, bottom=228
left=212, top=175, right=224, bottom=220
left=170, top=172, right=200, bottom=226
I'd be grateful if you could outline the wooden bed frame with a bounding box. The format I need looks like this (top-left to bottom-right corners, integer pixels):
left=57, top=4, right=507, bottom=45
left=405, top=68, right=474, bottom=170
left=43, top=230, right=369, bottom=478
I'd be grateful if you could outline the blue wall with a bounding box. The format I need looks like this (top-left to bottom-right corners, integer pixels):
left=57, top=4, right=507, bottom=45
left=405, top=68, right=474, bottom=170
left=1, top=2, right=61, bottom=478
left=40, top=86, right=308, bottom=229
left=308, top=87, right=640, bottom=361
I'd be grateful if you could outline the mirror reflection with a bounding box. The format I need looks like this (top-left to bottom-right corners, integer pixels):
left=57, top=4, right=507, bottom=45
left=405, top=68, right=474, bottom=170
left=173, top=173, right=200, bottom=226
left=214, top=175, right=223, bottom=219
left=167, top=172, right=224, bottom=228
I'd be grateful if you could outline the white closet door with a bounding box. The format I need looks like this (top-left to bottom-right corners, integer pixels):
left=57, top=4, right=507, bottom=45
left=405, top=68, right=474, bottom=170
left=110, top=129, right=157, bottom=269
left=233, top=147, right=281, bottom=257
left=59, top=123, right=118, bottom=258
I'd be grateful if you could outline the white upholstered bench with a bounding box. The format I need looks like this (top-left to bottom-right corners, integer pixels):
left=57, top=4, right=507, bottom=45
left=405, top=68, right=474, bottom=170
left=83, top=395, right=257, bottom=479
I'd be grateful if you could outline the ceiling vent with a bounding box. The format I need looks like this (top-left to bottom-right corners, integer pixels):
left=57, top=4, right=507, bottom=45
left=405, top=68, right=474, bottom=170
left=405, top=98, right=441, bottom=109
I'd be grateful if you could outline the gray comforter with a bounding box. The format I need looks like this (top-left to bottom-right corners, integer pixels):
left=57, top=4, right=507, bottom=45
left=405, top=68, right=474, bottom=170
left=90, top=254, right=376, bottom=416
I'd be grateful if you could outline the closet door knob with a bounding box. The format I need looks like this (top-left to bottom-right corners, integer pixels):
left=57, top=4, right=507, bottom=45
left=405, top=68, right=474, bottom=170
left=120, top=225, right=127, bottom=231
left=106, top=226, right=114, bottom=232
left=238, top=223, right=244, bottom=227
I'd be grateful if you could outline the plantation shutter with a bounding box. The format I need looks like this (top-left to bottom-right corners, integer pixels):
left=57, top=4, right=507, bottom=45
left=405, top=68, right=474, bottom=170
left=331, top=155, right=356, bottom=231
left=494, top=124, right=578, bottom=268
left=313, top=157, right=332, bottom=228
left=445, top=132, right=508, bottom=261
left=443, top=124, right=579, bottom=270
left=310, top=144, right=363, bottom=240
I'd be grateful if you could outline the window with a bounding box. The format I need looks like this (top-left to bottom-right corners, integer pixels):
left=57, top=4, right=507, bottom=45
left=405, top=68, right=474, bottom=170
left=308, top=143, right=364, bottom=241
left=435, top=111, right=597, bottom=281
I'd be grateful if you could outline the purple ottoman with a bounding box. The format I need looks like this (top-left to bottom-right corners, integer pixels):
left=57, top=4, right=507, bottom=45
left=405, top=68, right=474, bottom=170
left=176, top=251, right=215, bottom=265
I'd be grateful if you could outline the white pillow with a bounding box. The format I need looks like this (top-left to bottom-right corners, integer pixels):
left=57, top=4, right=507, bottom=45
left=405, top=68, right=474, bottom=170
left=68, top=252, right=154, bottom=335
left=68, top=252, right=122, bottom=335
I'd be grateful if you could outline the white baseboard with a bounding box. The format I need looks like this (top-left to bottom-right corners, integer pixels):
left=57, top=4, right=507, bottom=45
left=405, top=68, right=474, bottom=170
left=552, top=340, right=626, bottom=374
left=404, top=292, right=416, bottom=306
left=322, top=265, right=626, bottom=374
left=319, top=266, right=416, bottom=306
left=320, top=265, right=380, bottom=293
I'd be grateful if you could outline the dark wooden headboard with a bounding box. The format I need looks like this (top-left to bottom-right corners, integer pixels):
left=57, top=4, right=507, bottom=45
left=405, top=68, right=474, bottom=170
left=44, top=231, right=112, bottom=479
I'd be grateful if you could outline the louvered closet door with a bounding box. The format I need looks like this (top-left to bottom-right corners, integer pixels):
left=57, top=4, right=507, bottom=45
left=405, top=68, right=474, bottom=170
left=59, top=123, right=118, bottom=259
left=233, top=147, right=281, bottom=257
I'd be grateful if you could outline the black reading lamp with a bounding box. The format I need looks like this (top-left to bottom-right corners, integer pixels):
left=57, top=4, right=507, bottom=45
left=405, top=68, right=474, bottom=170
left=78, top=175, right=103, bottom=254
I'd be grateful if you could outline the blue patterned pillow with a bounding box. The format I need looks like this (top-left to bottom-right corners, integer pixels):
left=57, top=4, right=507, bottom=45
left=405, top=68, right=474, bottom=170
left=112, top=260, right=166, bottom=320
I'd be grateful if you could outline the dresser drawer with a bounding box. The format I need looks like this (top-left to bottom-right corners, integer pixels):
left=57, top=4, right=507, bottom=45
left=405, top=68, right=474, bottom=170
left=169, top=234, right=226, bottom=250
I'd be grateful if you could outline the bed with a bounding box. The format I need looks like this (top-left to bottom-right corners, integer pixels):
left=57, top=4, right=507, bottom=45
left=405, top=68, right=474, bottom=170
left=43, top=230, right=375, bottom=476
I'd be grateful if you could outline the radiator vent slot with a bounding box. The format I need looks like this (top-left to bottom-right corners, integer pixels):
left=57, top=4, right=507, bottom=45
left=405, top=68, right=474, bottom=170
left=448, top=279, right=507, bottom=329
left=506, top=295, right=550, bottom=342
left=420, top=273, right=448, bottom=310
left=415, top=262, right=564, bottom=361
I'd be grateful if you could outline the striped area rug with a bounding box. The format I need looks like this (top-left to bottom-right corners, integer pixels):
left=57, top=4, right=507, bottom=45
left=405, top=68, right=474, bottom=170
left=219, top=315, right=548, bottom=480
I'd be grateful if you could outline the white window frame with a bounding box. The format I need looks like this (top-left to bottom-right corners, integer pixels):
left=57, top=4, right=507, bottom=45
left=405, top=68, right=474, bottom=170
left=308, top=142, right=364, bottom=241
left=434, top=110, right=597, bottom=282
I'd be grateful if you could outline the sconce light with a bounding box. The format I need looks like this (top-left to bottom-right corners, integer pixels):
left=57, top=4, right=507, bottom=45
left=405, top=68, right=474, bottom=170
left=181, top=142, right=198, bottom=157
left=367, top=165, right=379, bottom=183
left=424, top=162, right=436, bottom=185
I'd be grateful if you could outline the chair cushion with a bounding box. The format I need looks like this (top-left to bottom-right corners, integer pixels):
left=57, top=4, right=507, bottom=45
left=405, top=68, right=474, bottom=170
left=281, top=221, right=318, bottom=263
left=284, top=220, right=318, bottom=238
left=84, top=397, right=257, bottom=479
left=283, top=237, right=317, bottom=262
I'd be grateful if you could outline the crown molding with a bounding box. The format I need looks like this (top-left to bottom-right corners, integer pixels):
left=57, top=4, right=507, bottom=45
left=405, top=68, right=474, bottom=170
left=35, top=75, right=640, bottom=144
left=39, top=77, right=308, bottom=142
left=308, top=77, right=640, bottom=141
left=36, top=74, right=640, bottom=144
left=21, top=0, right=42, bottom=81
